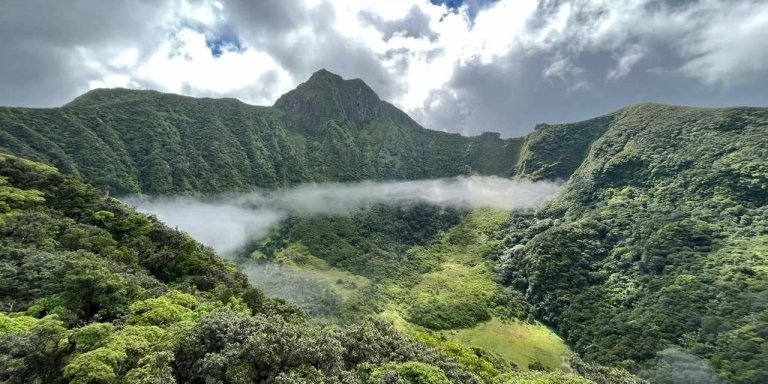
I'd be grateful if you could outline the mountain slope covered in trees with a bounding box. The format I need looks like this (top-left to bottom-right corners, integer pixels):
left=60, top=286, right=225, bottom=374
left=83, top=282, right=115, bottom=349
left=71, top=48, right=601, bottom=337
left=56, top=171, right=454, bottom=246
left=497, top=104, right=768, bottom=383
left=246, top=206, right=575, bottom=370
left=0, top=70, right=524, bottom=194
left=237, top=102, right=768, bottom=383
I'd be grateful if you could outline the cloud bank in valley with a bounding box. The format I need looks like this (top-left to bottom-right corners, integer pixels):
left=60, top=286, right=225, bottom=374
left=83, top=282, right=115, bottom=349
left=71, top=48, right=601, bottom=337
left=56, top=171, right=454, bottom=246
left=124, top=176, right=561, bottom=255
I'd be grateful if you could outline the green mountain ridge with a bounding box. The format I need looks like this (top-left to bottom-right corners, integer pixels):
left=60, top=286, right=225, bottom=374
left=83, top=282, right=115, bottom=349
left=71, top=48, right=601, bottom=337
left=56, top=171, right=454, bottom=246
left=5, top=70, right=737, bottom=195
left=0, top=70, right=526, bottom=194
left=501, top=103, right=768, bottom=383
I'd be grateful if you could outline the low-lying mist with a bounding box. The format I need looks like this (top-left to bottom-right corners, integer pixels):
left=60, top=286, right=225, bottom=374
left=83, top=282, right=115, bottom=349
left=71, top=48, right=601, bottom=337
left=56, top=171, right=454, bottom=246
left=123, top=176, right=561, bottom=255
left=242, top=263, right=342, bottom=318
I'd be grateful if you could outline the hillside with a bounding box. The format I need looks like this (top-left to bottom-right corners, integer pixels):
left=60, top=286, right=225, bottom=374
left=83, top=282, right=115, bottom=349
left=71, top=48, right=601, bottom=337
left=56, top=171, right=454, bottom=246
left=497, top=104, right=768, bottom=383
left=0, top=153, right=640, bottom=384
left=0, top=70, right=523, bottom=194
left=245, top=206, right=577, bottom=371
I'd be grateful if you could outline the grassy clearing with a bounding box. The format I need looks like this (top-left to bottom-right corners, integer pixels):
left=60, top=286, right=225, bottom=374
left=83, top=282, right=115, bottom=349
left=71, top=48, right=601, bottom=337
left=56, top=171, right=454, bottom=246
left=403, top=262, right=497, bottom=329
left=380, top=309, right=571, bottom=372
left=440, top=317, right=572, bottom=372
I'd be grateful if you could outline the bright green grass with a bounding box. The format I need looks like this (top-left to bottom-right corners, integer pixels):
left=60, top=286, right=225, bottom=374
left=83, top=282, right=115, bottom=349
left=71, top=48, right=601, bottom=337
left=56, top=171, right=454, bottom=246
left=280, top=263, right=572, bottom=372
left=440, top=317, right=572, bottom=372
left=379, top=310, right=572, bottom=373
left=402, top=262, right=497, bottom=328
left=408, top=262, right=497, bottom=304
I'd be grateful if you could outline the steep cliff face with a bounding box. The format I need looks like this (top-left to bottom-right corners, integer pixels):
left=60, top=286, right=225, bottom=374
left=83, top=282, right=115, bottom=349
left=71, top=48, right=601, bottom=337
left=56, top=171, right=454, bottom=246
left=514, top=114, right=613, bottom=181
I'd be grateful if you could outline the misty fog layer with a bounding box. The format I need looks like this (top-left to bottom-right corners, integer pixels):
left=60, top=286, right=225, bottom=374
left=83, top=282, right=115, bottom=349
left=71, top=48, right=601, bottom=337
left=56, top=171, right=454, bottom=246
left=242, top=263, right=342, bottom=318
left=123, top=176, right=561, bottom=254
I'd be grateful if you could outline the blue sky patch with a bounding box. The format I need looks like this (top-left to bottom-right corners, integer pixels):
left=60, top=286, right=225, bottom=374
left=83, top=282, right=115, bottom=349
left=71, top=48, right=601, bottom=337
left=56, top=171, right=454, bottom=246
left=430, top=0, right=466, bottom=9
left=429, top=0, right=500, bottom=22
left=205, top=31, right=245, bottom=58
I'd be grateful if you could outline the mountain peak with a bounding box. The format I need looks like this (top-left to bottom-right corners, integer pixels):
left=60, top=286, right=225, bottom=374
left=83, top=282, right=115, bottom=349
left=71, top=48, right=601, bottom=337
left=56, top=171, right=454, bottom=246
left=307, top=68, right=343, bottom=82
left=304, top=68, right=373, bottom=92
left=274, top=69, right=382, bottom=130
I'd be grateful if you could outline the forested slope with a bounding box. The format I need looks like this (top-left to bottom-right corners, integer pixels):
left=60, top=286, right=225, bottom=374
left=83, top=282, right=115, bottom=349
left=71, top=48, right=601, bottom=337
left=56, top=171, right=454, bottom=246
left=496, top=104, right=768, bottom=383
left=0, top=70, right=522, bottom=194
left=249, top=101, right=765, bottom=383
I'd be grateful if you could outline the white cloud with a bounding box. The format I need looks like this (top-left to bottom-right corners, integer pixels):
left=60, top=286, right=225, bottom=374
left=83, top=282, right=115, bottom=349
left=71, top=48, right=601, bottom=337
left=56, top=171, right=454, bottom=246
left=126, top=176, right=561, bottom=254
left=178, top=0, right=224, bottom=26
left=109, top=48, right=140, bottom=69
left=678, top=0, right=768, bottom=85
left=132, top=28, right=291, bottom=101
left=608, top=45, right=646, bottom=81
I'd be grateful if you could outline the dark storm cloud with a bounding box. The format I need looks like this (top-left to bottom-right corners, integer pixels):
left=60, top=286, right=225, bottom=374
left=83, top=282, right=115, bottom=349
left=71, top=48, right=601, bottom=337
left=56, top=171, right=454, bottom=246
left=359, top=6, right=439, bottom=42
left=417, top=46, right=768, bottom=137
left=0, top=0, right=168, bottom=107
left=225, top=0, right=405, bottom=101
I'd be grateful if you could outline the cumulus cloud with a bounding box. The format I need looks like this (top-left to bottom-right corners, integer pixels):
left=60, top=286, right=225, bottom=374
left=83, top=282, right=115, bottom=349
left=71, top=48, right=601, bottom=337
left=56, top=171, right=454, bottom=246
left=1, top=0, right=766, bottom=136
left=124, top=176, right=561, bottom=255
left=359, top=6, right=438, bottom=42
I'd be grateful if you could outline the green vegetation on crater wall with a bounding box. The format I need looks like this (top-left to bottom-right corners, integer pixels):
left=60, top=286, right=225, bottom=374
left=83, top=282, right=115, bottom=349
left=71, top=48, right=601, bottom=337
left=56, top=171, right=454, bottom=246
left=516, top=114, right=612, bottom=180
left=0, top=70, right=619, bottom=195
left=498, top=104, right=768, bottom=383
left=248, top=207, right=577, bottom=373
left=440, top=318, right=571, bottom=373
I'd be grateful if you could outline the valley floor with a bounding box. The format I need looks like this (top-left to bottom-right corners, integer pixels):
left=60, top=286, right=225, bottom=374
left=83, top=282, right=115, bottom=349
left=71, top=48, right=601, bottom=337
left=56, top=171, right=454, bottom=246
left=246, top=208, right=573, bottom=372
